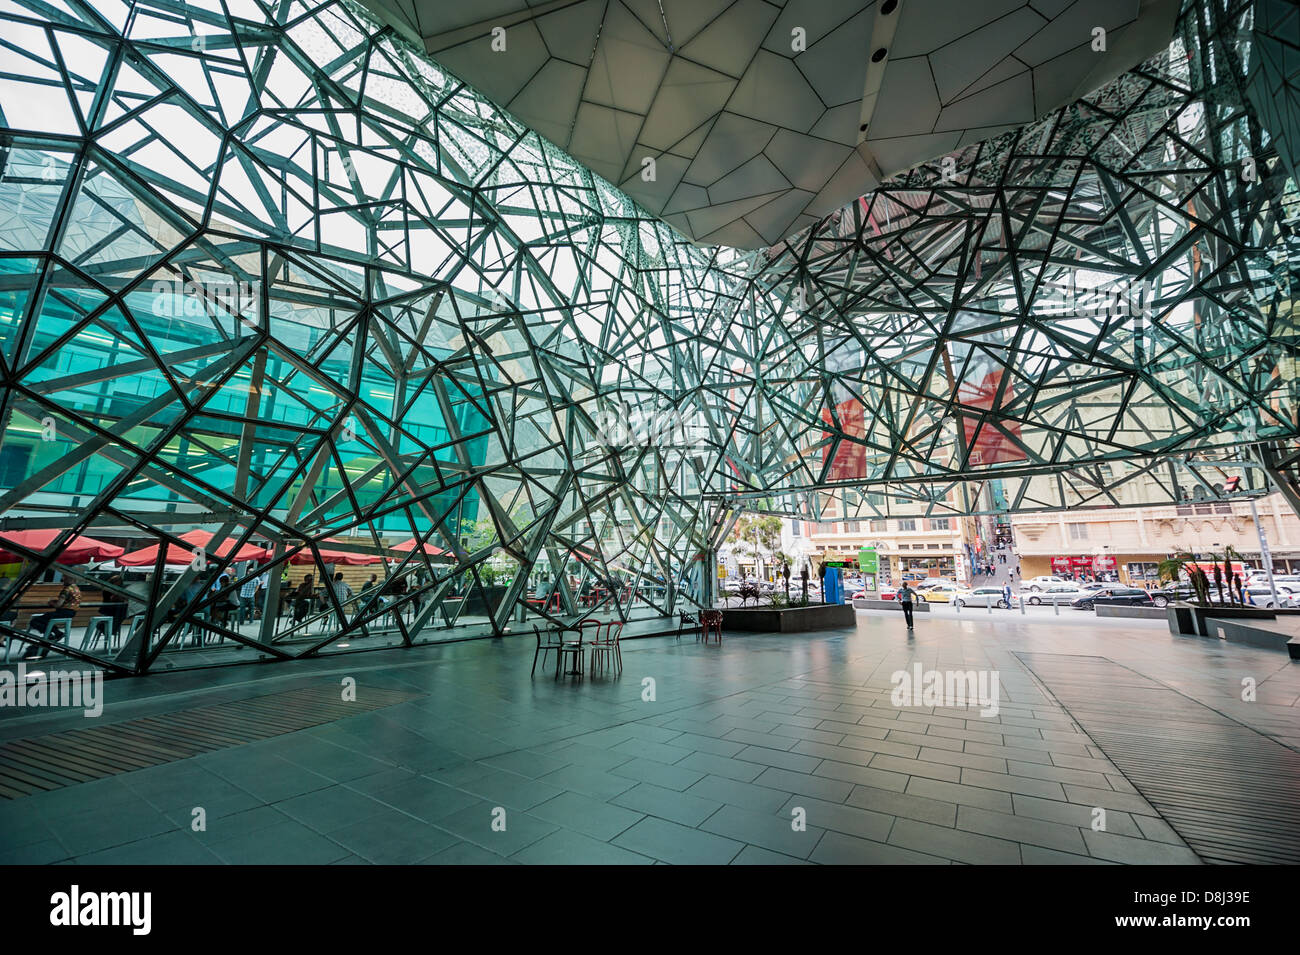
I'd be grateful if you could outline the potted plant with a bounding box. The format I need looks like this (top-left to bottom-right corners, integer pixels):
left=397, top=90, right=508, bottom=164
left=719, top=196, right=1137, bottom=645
left=1159, top=547, right=1272, bottom=636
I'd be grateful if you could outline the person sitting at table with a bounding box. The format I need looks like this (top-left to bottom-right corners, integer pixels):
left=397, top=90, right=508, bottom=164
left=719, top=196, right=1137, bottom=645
left=212, top=573, right=240, bottom=628
left=291, top=574, right=314, bottom=625
left=100, top=572, right=129, bottom=636
left=24, top=579, right=81, bottom=659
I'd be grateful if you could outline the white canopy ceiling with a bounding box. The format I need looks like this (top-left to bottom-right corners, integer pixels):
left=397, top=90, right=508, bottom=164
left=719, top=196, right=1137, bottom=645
left=358, top=0, right=1180, bottom=248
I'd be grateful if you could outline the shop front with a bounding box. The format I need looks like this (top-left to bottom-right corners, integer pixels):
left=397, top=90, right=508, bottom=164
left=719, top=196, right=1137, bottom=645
left=1049, top=555, right=1111, bottom=580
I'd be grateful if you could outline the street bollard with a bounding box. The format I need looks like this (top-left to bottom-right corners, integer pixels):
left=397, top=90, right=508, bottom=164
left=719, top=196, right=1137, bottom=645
left=1053, top=596, right=1059, bottom=615
left=1019, top=595, right=1026, bottom=615
left=987, top=597, right=992, bottom=615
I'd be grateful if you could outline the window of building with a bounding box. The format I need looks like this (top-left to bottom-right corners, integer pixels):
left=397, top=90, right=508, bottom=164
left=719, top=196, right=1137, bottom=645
left=843, top=521, right=860, bottom=533
left=869, top=519, right=887, bottom=532
left=927, top=543, right=941, bottom=550
left=898, top=519, right=916, bottom=532
left=1068, top=523, right=1089, bottom=541
left=791, top=522, right=801, bottom=537
left=928, top=517, right=950, bottom=530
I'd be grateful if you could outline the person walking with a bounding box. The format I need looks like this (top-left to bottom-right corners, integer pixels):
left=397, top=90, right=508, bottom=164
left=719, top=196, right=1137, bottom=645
left=1002, top=580, right=1012, bottom=609
left=897, top=581, right=917, bottom=629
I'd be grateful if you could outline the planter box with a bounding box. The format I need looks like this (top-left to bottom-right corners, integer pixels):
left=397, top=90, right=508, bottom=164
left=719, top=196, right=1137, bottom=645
left=723, top=604, right=856, bottom=633
left=1167, top=603, right=1275, bottom=637
left=852, top=597, right=930, bottom=612
left=1096, top=605, right=1166, bottom=620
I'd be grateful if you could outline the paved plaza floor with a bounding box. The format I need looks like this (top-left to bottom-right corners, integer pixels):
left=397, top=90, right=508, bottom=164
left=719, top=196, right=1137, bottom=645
left=2, top=609, right=1297, bottom=864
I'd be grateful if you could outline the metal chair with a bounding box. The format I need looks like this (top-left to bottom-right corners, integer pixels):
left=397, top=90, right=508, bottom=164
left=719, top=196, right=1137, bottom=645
left=21, top=613, right=70, bottom=660
left=556, top=624, right=585, bottom=679
left=589, top=619, right=623, bottom=675
left=82, top=616, right=116, bottom=653
left=531, top=624, right=564, bottom=676
left=700, top=609, right=723, bottom=645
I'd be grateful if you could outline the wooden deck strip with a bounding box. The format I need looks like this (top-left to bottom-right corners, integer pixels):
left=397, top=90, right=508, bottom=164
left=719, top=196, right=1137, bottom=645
left=0, top=684, right=422, bottom=799
left=1019, top=652, right=1300, bottom=865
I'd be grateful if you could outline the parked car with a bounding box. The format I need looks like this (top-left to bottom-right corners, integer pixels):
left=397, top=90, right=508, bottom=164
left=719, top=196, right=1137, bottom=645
left=850, top=587, right=897, bottom=601
left=915, top=578, right=955, bottom=591
left=1025, top=575, right=1067, bottom=592
left=1244, top=584, right=1300, bottom=609
left=1022, top=584, right=1088, bottom=605
left=1072, top=587, right=1154, bottom=610
left=920, top=581, right=961, bottom=602
left=951, top=586, right=1010, bottom=609
left=1246, top=573, right=1300, bottom=590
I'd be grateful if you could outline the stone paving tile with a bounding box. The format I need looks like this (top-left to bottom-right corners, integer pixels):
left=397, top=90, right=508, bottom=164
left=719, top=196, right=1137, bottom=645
left=1082, top=830, right=1202, bottom=864
left=207, top=818, right=352, bottom=864
left=751, top=766, right=855, bottom=803
left=811, top=830, right=950, bottom=865
left=328, top=809, right=459, bottom=864
left=612, top=816, right=744, bottom=865
left=1010, top=794, right=1145, bottom=838
left=779, top=794, right=894, bottom=842
left=74, top=830, right=221, bottom=865
left=963, top=741, right=1056, bottom=765
left=1062, top=784, right=1160, bottom=815
left=847, top=784, right=958, bottom=827
left=730, top=844, right=811, bottom=864
left=423, top=840, right=517, bottom=864
left=1005, top=760, right=1113, bottom=788
left=870, top=753, right=962, bottom=783
left=610, top=756, right=706, bottom=791
left=512, top=828, right=654, bottom=865
left=824, top=735, right=923, bottom=760
left=905, top=777, right=1014, bottom=813
left=734, top=744, right=823, bottom=774
left=454, top=767, right=567, bottom=810
left=815, top=760, right=911, bottom=793
left=276, top=785, right=394, bottom=833
left=888, top=818, right=1022, bottom=865
left=886, top=729, right=966, bottom=752
left=536, top=763, right=638, bottom=800
left=686, top=774, right=793, bottom=813
left=530, top=790, right=644, bottom=841
left=959, top=768, right=1067, bottom=800
left=481, top=749, right=572, bottom=779
left=435, top=801, right=558, bottom=856
left=610, top=782, right=723, bottom=827
left=955, top=805, right=1087, bottom=854
left=610, top=737, right=694, bottom=765
left=676, top=751, right=766, bottom=782
left=662, top=732, right=747, bottom=757
left=700, top=804, right=825, bottom=859
left=1020, top=845, right=1116, bottom=865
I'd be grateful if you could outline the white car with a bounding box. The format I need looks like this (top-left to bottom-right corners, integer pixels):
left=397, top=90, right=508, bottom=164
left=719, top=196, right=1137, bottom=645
left=1024, top=575, right=1067, bottom=592
left=1021, top=584, right=1089, bottom=605
left=1244, top=584, right=1300, bottom=609
left=951, top=586, right=1011, bottom=609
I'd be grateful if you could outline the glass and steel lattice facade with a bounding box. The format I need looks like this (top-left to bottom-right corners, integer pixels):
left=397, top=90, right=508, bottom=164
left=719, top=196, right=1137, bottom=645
left=0, top=0, right=1296, bottom=673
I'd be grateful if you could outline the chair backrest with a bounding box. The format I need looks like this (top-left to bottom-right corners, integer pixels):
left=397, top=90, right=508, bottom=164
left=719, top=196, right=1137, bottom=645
left=701, top=609, right=722, bottom=625
left=534, top=624, right=563, bottom=646
left=603, top=620, right=624, bottom=640
left=576, top=619, right=602, bottom=643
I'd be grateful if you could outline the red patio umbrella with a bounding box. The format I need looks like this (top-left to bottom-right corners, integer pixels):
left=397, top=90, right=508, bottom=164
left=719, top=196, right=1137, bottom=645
left=392, top=538, right=448, bottom=557
left=118, top=529, right=272, bottom=567
left=287, top=538, right=384, bottom=565
left=0, top=529, right=124, bottom=565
